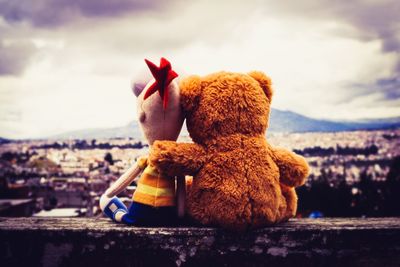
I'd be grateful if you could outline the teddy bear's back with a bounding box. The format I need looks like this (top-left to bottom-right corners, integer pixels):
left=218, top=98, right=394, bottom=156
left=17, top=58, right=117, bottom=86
left=187, top=135, right=283, bottom=230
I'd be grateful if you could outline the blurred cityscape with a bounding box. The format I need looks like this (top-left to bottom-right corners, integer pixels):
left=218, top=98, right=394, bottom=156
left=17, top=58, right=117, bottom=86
left=0, top=129, right=399, bottom=218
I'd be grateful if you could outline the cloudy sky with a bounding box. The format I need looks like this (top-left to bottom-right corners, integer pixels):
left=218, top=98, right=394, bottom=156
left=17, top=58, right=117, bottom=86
left=0, top=0, right=399, bottom=139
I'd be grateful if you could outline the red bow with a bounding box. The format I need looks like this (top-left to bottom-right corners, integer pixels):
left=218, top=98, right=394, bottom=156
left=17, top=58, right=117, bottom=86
left=144, top=57, right=178, bottom=110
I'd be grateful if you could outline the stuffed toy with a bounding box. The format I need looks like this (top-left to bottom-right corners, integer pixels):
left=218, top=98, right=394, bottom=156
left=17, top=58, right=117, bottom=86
left=149, top=71, right=310, bottom=231
left=99, top=57, right=185, bottom=226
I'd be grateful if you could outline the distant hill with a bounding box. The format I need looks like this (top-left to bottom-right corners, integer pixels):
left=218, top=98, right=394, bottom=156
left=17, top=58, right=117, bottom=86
left=0, top=137, right=11, bottom=144
left=269, top=109, right=400, bottom=133
left=269, top=109, right=351, bottom=132
left=45, top=109, right=400, bottom=140
left=50, top=121, right=144, bottom=140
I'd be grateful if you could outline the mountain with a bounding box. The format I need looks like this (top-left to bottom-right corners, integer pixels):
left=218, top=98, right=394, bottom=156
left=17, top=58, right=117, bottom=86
left=269, top=109, right=352, bottom=132
left=47, top=109, right=400, bottom=140
left=0, top=137, right=11, bottom=144
left=50, top=121, right=144, bottom=140
left=269, top=110, right=400, bottom=132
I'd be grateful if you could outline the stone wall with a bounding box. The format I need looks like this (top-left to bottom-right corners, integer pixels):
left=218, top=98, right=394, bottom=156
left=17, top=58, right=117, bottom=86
left=0, top=217, right=399, bottom=267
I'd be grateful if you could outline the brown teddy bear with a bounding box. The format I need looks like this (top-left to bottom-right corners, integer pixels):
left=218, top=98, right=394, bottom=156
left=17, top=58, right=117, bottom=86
left=149, top=71, right=310, bottom=231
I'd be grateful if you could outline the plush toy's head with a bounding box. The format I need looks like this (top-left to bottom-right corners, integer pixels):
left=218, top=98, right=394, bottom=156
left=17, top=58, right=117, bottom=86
left=179, top=71, right=273, bottom=144
left=132, top=58, right=184, bottom=145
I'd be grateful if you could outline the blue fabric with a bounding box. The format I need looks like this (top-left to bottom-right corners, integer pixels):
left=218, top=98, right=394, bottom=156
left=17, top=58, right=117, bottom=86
left=121, top=201, right=177, bottom=226
left=103, top=196, right=128, bottom=222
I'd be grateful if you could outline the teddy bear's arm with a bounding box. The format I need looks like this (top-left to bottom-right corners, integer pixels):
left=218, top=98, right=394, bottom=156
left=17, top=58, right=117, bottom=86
left=149, top=140, right=206, bottom=177
left=271, top=147, right=310, bottom=187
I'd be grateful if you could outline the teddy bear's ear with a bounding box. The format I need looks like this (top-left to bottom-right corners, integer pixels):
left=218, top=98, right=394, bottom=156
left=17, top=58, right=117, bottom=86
left=248, top=71, right=273, bottom=101
left=179, top=75, right=202, bottom=112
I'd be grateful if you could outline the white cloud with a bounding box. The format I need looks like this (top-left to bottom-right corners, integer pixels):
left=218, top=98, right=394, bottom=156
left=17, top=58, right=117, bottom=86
left=0, top=0, right=399, bottom=138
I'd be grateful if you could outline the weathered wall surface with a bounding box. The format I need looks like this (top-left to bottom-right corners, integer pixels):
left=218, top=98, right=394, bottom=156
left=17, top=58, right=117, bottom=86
left=0, top=217, right=399, bottom=267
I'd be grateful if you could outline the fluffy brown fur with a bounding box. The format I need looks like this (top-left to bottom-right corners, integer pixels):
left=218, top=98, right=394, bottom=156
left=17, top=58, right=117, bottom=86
left=149, top=71, right=309, bottom=231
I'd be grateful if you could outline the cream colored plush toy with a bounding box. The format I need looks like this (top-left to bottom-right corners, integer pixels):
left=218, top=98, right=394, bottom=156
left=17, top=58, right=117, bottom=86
left=100, top=58, right=185, bottom=226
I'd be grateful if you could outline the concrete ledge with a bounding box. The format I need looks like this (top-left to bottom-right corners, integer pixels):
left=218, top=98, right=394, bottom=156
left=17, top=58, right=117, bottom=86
left=1, top=217, right=399, bottom=267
